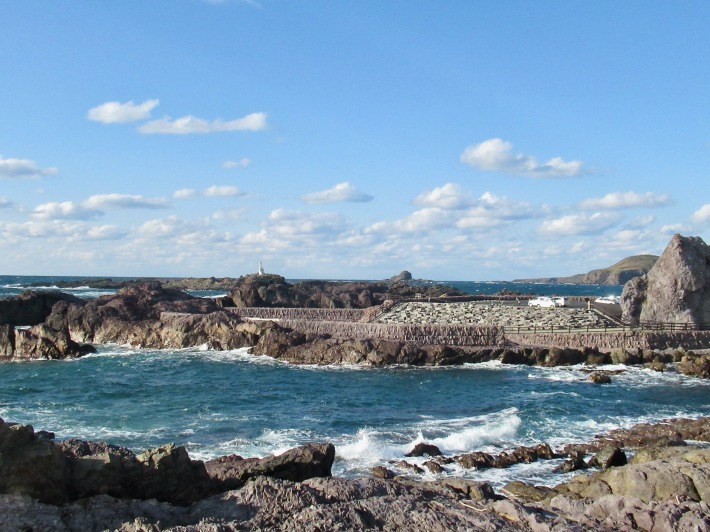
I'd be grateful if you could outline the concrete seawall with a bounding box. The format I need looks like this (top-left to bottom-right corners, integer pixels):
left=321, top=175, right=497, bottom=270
left=278, top=319, right=503, bottom=347
left=227, top=307, right=365, bottom=322
left=506, top=330, right=710, bottom=351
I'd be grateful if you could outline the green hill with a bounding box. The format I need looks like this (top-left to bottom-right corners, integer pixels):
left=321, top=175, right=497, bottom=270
left=514, top=254, right=658, bottom=285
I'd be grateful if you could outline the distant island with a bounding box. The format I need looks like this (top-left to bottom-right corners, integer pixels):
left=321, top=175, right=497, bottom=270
left=513, top=254, right=659, bottom=285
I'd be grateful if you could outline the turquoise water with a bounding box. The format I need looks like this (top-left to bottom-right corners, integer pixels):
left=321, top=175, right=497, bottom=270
left=1, top=275, right=705, bottom=488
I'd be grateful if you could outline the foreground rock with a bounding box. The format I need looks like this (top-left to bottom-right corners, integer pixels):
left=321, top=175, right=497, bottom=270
left=0, top=417, right=333, bottom=507
left=622, top=234, right=710, bottom=327
left=3, top=417, right=710, bottom=530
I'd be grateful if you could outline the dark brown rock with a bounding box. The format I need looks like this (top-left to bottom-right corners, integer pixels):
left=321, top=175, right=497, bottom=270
left=371, top=465, right=396, bottom=479
left=0, top=291, right=85, bottom=326
left=405, top=442, right=442, bottom=457
left=587, top=446, right=628, bottom=468
left=588, top=371, right=612, bottom=384
left=205, top=442, right=335, bottom=491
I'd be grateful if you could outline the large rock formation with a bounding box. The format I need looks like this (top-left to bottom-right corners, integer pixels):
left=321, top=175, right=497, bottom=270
left=0, top=291, right=84, bottom=326
left=621, top=234, right=710, bottom=326
left=0, top=417, right=334, bottom=507
left=227, top=274, right=465, bottom=309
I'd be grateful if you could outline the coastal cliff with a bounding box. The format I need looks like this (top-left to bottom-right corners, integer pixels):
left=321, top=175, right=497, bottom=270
left=515, top=254, right=658, bottom=285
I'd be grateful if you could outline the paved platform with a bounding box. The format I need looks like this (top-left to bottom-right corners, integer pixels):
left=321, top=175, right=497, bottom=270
left=372, top=301, right=615, bottom=330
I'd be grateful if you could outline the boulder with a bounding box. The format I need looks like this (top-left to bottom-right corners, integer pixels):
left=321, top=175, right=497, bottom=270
left=587, top=446, right=627, bottom=468
left=677, top=353, right=710, bottom=378
left=205, top=442, right=335, bottom=491
left=621, top=234, right=710, bottom=326
left=0, top=418, right=68, bottom=505
left=10, top=324, right=95, bottom=360
left=405, top=442, right=442, bottom=457
left=588, top=371, right=612, bottom=384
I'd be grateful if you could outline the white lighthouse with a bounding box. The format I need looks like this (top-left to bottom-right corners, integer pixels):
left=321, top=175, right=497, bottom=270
left=258, top=261, right=265, bottom=275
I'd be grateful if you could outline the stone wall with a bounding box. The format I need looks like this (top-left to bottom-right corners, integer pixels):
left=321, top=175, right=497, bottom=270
left=226, top=307, right=366, bottom=322
left=506, top=330, right=710, bottom=351
left=278, top=319, right=503, bottom=347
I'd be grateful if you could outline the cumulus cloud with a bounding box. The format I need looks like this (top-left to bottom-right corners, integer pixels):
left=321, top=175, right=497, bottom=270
left=204, top=185, right=243, bottom=197
left=579, top=191, right=670, bottom=210
left=366, top=208, right=454, bottom=235
left=0, top=155, right=58, bottom=179
left=691, top=204, right=710, bottom=223
left=173, top=188, right=197, bottom=199
left=460, top=138, right=585, bottom=178
left=413, top=183, right=473, bottom=210
left=32, top=201, right=103, bottom=221
left=87, top=99, right=160, bottom=124
left=223, top=158, right=251, bottom=169
left=83, top=194, right=169, bottom=210
left=139, top=112, right=267, bottom=134
left=539, top=212, right=619, bottom=236
left=300, top=182, right=373, bottom=204
left=0, top=197, right=12, bottom=208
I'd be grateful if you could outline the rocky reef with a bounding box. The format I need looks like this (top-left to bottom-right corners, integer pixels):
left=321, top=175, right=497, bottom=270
left=2, top=416, right=709, bottom=531
left=226, top=273, right=465, bottom=309
left=622, top=234, right=710, bottom=327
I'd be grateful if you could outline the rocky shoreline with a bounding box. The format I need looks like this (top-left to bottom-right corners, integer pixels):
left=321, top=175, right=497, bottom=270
left=2, top=416, right=709, bottom=531
left=2, top=282, right=709, bottom=378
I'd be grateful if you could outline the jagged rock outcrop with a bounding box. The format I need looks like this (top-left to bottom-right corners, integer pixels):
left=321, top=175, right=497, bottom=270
left=0, top=418, right=334, bottom=508
left=227, top=274, right=466, bottom=309
left=621, top=234, right=710, bottom=326
left=389, top=270, right=413, bottom=283
left=0, top=290, right=85, bottom=326
left=205, top=443, right=335, bottom=491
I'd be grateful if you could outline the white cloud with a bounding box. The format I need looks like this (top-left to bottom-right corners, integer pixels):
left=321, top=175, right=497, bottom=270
left=626, top=215, right=655, bottom=228
left=223, top=158, right=251, bottom=168
left=539, top=212, right=619, bottom=236
left=212, top=207, right=247, bottom=220
left=138, top=112, right=267, bottom=134
left=460, top=138, right=585, bottom=178
left=204, top=185, right=243, bottom=197
left=579, top=191, right=670, bottom=210
left=413, top=183, right=473, bottom=210
left=300, top=182, right=373, bottom=204
left=0, top=197, right=12, bottom=208
left=691, top=204, right=710, bottom=223
left=173, top=188, right=197, bottom=199
left=32, top=201, right=103, bottom=221
left=134, top=216, right=186, bottom=238
left=84, top=225, right=125, bottom=240
left=83, top=193, right=169, bottom=210
left=266, top=209, right=345, bottom=236
left=366, top=208, right=454, bottom=235
left=87, top=99, right=160, bottom=124
left=0, top=155, right=58, bottom=179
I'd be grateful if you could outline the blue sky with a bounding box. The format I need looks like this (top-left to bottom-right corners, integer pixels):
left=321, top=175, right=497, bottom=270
left=1, top=1, right=708, bottom=280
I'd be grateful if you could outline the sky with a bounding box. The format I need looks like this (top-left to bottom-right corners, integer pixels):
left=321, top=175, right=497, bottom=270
left=1, top=1, right=709, bottom=281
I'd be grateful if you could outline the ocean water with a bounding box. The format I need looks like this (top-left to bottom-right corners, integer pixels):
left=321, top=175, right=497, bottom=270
left=0, top=274, right=623, bottom=300
left=2, top=275, right=705, bottom=489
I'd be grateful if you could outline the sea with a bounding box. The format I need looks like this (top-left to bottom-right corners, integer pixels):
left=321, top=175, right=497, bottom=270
left=1, top=275, right=708, bottom=488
